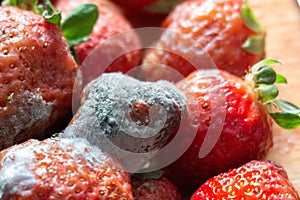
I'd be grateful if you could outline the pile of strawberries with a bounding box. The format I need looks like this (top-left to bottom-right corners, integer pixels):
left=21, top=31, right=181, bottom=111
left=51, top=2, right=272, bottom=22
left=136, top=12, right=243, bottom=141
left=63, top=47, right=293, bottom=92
left=1, top=0, right=300, bottom=199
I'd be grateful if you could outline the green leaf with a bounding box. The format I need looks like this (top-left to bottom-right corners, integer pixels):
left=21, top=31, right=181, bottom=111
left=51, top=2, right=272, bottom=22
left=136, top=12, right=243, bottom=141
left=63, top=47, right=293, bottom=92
left=251, top=59, right=282, bottom=74
left=254, top=66, right=276, bottom=85
left=273, top=99, right=300, bottom=113
left=44, top=11, right=61, bottom=26
left=2, top=0, right=38, bottom=10
left=256, top=85, right=278, bottom=103
left=51, top=133, right=60, bottom=138
left=241, top=3, right=263, bottom=33
left=275, top=74, right=287, bottom=84
left=42, top=0, right=61, bottom=26
left=1, top=0, right=17, bottom=6
left=269, top=112, right=300, bottom=129
left=242, top=34, right=265, bottom=55
left=1, top=0, right=61, bottom=26
left=6, top=93, right=14, bottom=101
left=62, top=4, right=98, bottom=47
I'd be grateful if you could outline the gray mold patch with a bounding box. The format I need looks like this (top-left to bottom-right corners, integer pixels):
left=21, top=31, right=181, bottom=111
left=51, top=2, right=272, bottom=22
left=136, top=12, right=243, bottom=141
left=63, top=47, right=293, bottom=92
left=61, top=73, right=187, bottom=172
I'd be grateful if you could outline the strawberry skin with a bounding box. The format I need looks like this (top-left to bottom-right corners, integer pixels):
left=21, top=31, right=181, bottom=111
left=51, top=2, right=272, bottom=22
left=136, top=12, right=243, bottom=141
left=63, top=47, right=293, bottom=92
left=132, top=177, right=181, bottom=200
left=0, top=6, right=78, bottom=150
left=56, top=0, right=142, bottom=84
left=0, top=138, right=133, bottom=199
left=163, top=69, right=273, bottom=194
left=141, top=0, right=264, bottom=81
left=191, top=160, right=300, bottom=199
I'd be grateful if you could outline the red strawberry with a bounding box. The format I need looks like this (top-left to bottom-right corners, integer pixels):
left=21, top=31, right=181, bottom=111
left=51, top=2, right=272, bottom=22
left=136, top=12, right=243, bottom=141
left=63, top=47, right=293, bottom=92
left=56, top=0, right=142, bottom=84
left=141, top=0, right=265, bottom=81
left=0, top=137, right=133, bottom=199
left=0, top=6, right=79, bottom=150
left=132, top=176, right=181, bottom=200
left=190, top=160, right=300, bottom=199
left=161, top=59, right=300, bottom=194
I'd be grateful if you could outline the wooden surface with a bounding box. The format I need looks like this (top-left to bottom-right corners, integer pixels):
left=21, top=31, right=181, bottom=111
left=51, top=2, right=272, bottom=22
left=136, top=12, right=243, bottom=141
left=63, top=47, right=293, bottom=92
left=250, top=0, right=300, bottom=192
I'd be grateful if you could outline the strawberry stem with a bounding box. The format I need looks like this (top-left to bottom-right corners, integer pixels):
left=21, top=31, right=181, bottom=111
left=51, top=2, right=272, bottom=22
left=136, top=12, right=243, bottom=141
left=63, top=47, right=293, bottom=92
left=1, top=0, right=61, bottom=25
left=249, top=59, right=300, bottom=129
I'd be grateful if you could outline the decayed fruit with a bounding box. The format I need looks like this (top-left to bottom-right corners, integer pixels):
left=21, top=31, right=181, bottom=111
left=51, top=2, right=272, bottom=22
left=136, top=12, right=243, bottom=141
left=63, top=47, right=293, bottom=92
left=0, top=6, right=79, bottom=150
left=0, top=137, right=133, bottom=199
left=56, top=0, right=142, bottom=84
left=132, top=176, right=181, bottom=200
left=190, top=160, right=300, bottom=199
left=161, top=59, right=300, bottom=194
left=60, top=72, right=187, bottom=171
left=141, top=0, right=265, bottom=81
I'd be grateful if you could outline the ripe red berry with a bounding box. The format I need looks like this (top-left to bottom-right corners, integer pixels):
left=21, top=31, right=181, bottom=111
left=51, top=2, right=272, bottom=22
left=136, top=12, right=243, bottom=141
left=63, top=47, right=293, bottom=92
left=162, top=59, right=300, bottom=194
left=190, top=160, right=300, bottom=199
left=163, top=68, right=272, bottom=194
left=141, top=0, right=265, bottom=81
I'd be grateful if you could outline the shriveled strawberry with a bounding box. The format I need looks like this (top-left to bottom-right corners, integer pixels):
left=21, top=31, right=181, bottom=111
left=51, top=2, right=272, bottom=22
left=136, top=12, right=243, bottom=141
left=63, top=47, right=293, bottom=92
left=190, top=160, right=300, bottom=199
left=141, top=0, right=265, bottom=81
left=132, top=176, right=181, bottom=200
left=60, top=72, right=187, bottom=172
left=56, top=0, right=142, bottom=84
left=0, top=137, right=133, bottom=199
left=162, top=59, right=300, bottom=194
left=0, top=6, right=79, bottom=150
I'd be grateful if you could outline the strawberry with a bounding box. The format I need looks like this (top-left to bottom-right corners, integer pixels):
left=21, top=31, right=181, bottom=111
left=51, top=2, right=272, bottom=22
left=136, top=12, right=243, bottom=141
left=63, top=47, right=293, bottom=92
left=60, top=72, right=187, bottom=172
left=0, top=137, right=133, bottom=199
left=160, top=59, right=300, bottom=194
left=56, top=0, right=142, bottom=85
left=132, top=176, right=181, bottom=200
left=141, top=0, right=265, bottom=81
left=190, top=160, right=300, bottom=199
left=0, top=6, right=79, bottom=150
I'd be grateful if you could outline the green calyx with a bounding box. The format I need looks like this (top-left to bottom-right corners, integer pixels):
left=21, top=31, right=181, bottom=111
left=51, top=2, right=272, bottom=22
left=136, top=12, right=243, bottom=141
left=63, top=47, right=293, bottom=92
left=2, top=0, right=61, bottom=25
left=61, top=4, right=98, bottom=48
left=241, top=2, right=265, bottom=56
left=249, top=59, right=300, bottom=129
left=1, top=0, right=98, bottom=51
